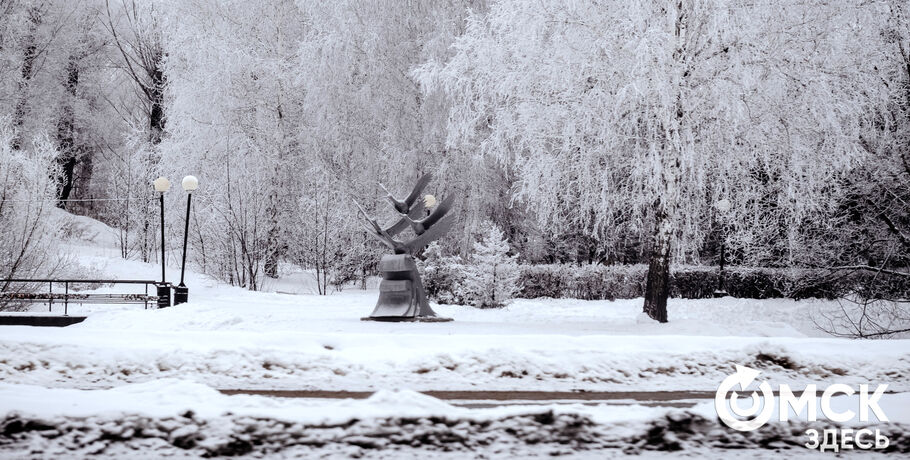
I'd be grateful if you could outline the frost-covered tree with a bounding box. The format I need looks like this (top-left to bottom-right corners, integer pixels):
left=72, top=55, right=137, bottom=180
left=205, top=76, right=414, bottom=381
left=0, top=0, right=108, bottom=210
left=418, top=0, right=889, bottom=321
left=418, top=241, right=465, bottom=304
left=158, top=0, right=306, bottom=289
left=0, top=118, right=65, bottom=310
left=298, top=0, right=506, bottom=255
left=808, top=0, right=910, bottom=338
left=103, top=0, right=166, bottom=146
left=462, top=222, right=520, bottom=308
left=287, top=164, right=380, bottom=295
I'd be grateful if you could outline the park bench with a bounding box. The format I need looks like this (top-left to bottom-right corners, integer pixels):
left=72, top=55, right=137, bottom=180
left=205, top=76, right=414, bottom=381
left=0, top=279, right=169, bottom=315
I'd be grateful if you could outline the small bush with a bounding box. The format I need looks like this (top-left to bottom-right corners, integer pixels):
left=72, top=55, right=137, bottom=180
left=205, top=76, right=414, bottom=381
left=518, top=265, right=571, bottom=299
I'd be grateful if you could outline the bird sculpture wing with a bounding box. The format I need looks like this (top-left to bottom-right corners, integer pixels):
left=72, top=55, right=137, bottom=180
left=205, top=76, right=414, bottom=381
left=354, top=199, right=401, bottom=252
left=419, top=194, right=454, bottom=229
left=403, top=214, right=455, bottom=254
left=402, top=172, right=433, bottom=211
left=385, top=202, right=425, bottom=237
left=378, top=172, right=432, bottom=215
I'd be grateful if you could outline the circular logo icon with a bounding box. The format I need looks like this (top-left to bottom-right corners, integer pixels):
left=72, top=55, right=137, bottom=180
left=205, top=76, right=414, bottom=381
left=715, top=365, right=776, bottom=431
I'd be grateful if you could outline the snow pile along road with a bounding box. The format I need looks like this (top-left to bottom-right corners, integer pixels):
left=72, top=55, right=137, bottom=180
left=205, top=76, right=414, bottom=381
left=1, top=289, right=909, bottom=391
left=1, top=322, right=908, bottom=392
left=1, top=380, right=907, bottom=459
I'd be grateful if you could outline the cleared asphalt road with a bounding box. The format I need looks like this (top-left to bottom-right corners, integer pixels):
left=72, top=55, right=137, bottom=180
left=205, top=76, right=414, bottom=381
left=218, top=389, right=717, bottom=408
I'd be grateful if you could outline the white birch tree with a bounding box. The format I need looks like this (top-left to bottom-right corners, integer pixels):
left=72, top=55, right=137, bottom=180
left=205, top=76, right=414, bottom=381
left=417, top=0, right=888, bottom=322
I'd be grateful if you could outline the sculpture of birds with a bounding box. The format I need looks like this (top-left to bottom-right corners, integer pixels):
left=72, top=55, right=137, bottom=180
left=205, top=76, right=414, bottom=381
left=353, top=199, right=409, bottom=254
left=379, top=173, right=432, bottom=215
left=402, top=214, right=455, bottom=254
left=353, top=173, right=456, bottom=256
left=385, top=202, right=425, bottom=237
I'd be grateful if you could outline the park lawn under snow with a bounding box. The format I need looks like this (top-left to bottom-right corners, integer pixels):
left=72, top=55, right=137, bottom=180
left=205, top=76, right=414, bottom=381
left=2, top=212, right=910, bottom=457
left=2, top=292, right=908, bottom=392
left=1, top=211, right=909, bottom=393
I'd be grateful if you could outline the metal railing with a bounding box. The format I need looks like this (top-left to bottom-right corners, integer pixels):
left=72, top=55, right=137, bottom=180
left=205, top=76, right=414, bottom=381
left=0, top=279, right=171, bottom=315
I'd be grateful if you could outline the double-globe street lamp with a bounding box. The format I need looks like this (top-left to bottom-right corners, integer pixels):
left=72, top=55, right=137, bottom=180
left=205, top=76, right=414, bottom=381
left=152, top=175, right=199, bottom=307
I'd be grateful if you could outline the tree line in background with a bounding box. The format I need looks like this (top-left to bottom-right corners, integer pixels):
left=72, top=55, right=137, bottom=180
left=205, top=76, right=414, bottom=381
left=0, top=0, right=907, bottom=329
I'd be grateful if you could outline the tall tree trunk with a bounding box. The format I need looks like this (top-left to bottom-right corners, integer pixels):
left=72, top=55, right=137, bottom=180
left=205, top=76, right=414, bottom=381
left=643, top=204, right=671, bottom=323
left=149, top=56, right=165, bottom=145
left=642, top=0, right=689, bottom=323
left=56, top=58, right=80, bottom=207
left=263, top=98, right=289, bottom=279
left=12, top=7, right=41, bottom=150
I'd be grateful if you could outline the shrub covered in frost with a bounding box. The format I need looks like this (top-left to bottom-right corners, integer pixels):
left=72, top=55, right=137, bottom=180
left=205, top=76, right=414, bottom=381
left=417, top=242, right=466, bottom=304
left=516, top=264, right=910, bottom=300
left=461, top=223, right=521, bottom=308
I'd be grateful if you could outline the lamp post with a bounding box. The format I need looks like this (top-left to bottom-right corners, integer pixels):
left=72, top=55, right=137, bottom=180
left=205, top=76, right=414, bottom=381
left=153, top=177, right=171, bottom=308
left=714, top=198, right=731, bottom=298
left=174, top=175, right=198, bottom=305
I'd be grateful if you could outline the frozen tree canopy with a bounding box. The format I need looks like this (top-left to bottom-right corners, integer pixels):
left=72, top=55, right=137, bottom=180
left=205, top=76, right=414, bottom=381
left=3, top=3, right=910, bottom=458
left=417, top=0, right=895, bottom=320
left=0, top=0, right=907, bottom=322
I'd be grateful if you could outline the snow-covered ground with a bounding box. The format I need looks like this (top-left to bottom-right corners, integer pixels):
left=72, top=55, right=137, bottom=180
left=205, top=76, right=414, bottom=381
left=1, top=212, right=909, bottom=458
left=2, top=293, right=908, bottom=393
left=1, top=379, right=908, bottom=458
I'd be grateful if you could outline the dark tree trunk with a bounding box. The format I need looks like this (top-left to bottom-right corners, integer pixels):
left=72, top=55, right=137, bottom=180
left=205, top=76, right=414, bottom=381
left=642, top=1, right=688, bottom=323
left=263, top=189, right=281, bottom=279
left=643, top=206, right=671, bottom=323
left=56, top=59, right=80, bottom=207
left=12, top=8, right=41, bottom=150
left=55, top=155, right=78, bottom=206
left=149, top=57, right=165, bottom=145
left=264, top=226, right=280, bottom=279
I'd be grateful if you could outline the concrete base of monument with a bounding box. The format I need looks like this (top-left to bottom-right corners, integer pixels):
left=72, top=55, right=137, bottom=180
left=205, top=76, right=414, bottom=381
left=363, top=254, right=455, bottom=323
left=360, top=315, right=454, bottom=322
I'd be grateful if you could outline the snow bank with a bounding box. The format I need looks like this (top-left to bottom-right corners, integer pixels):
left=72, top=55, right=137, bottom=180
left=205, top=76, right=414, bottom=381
left=3, top=264, right=909, bottom=392
left=1, top=322, right=907, bottom=392
left=1, top=380, right=907, bottom=458
left=2, top=286, right=909, bottom=391
left=2, top=269, right=909, bottom=391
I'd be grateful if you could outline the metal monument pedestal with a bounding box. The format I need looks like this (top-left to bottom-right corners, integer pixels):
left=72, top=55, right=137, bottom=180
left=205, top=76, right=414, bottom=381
left=362, top=254, right=452, bottom=322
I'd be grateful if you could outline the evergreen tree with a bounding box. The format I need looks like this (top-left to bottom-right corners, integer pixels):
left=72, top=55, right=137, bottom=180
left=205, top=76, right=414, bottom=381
left=418, top=241, right=465, bottom=304
left=462, top=222, right=520, bottom=308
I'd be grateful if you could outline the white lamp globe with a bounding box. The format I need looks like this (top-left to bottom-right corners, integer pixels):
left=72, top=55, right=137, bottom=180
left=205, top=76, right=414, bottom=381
left=715, top=198, right=731, bottom=213
left=182, top=175, right=199, bottom=192
left=153, top=177, right=170, bottom=193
